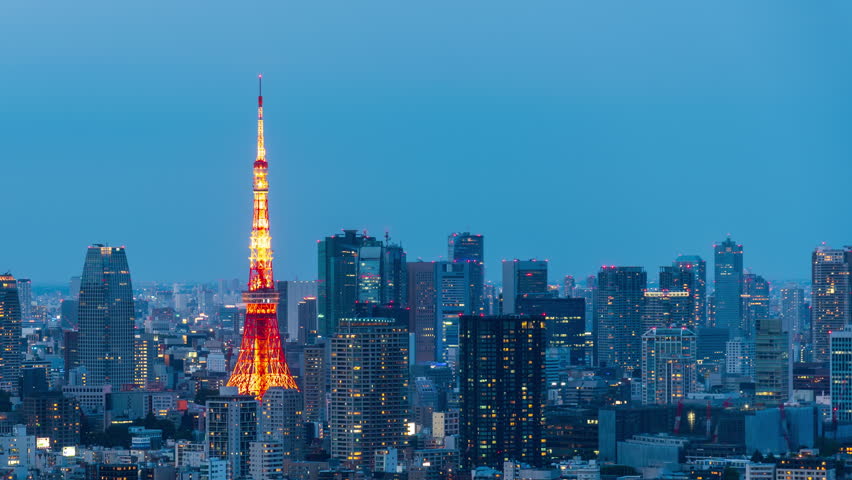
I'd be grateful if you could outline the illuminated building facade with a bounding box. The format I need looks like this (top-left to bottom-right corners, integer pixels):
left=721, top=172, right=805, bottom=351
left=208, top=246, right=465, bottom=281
left=501, top=259, right=548, bottom=314
left=227, top=77, right=299, bottom=398
left=435, top=261, right=473, bottom=364
left=329, top=317, right=409, bottom=469
left=259, top=386, right=303, bottom=459
left=448, top=232, right=485, bottom=313
left=642, top=290, right=693, bottom=331
left=516, top=296, right=587, bottom=365
left=831, top=329, right=852, bottom=422
left=0, top=274, right=22, bottom=394
left=16, top=277, right=32, bottom=324
left=754, top=317, right=790, bottom=404
left=594, top=266, right=646, bottom=372
left=671, top=255, right=707, bottom=326
left=812, top=246, right=852, bottom=362
left=714, top=238, right=744, bottom=339
left=741, top=273, right=770, bottom=339
left=205, top=389, right=258, bottom=480
left=407, top=261, right=437, bottom=364
left=640, top=327, right=698, bottom=405
left=459, top=315, right=546, bottom=469
left=77, top=245, right=135, bottom=388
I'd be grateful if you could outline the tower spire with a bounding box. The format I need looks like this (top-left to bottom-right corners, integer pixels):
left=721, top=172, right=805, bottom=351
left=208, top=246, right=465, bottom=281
left=228, top=77, right=298, bottom=398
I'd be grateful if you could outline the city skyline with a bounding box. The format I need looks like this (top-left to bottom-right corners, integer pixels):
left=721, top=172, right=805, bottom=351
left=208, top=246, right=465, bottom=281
left=4, top=1, right=852, bottom=283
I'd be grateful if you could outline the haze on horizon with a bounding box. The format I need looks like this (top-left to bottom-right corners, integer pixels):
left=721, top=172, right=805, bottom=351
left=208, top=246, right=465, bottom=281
left=2, top=1, right=851, bottom=284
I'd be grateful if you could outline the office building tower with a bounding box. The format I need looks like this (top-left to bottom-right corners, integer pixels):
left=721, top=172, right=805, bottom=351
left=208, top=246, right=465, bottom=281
left=642, top=289, right=693, bottom=331
left=672, top=255, right=707, bottom=325
left=780, top=287, right=806, bottom=338
left=317, top=230, right=381, bottom=337
left=77, top=245, right=135, bottom=388
left=329, top=318, right=409, bottom=468
left=594, top=266, right=646, bottom=372
left=501, top=259, right=548, bottom=314
left=563, top=275, right=576, bottom=297
left=755, top=317, right=790, bottom=404
left=696, top=327, right=728, bottom=369
left=63, top=330, right=80, bottom=381
left=459, top=315, right=546, bottom=469
left=407, top=261, right=438, bottom=364
left=227, top=80, right=299, bottom=398
left=0, top=274, right=22, bottom=394
left=812, top=246, right=852, bottom=362
left=296, top=297, right=318, bottom=345
left=23, top=392, right=82, bottom=449
left=831, top=329, right=852, bottom=422
left=383, top=241, right=408, bottom=307
left=726, top=337, right=754, bottom=377
left=16, top=278, right=32, bottom=324
left=259, top=386, right=303, bottom=459
left=302, top=343, right=327, bottom=424
left=205, top=388, right=258, bottom=479
left=516, top=296, right=587, bottom=365
left=714, top=238, right=744, bottom=338
left=448, top=232, right=485, bottom=313
left=741, top=273, right=770, bottom=339
left=436, top=261, right=473, bottom=363
left=277, top=280, right=317, bottom=341
left=640, top=327, right=698, bottom=405
left=133, top=333, right=157, bottom=388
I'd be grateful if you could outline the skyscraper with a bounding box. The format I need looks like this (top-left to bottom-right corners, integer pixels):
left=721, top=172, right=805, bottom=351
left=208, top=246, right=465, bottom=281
left=740, top=273, right=770, bottom=339
left=329, top=317, right=409, bottom=469
left=77, top=246, right=135, bottom=388
left=501, top=259, right=548, bottom=314
left=0, top=274, right=22, bottom=394
left=459, top=315, right=546, bottom=469
left=516, top=296, right=587, bottom=365
left=594, top=266, right=646, bottom=372
left=227, top=77, right=299, bottom=398
left=812, top=246, right=852, bottom=362
left=302, top=342, right=327, bottom=424
left=205, top=388, right=258, bottom=479
left=754, top=317, right=790, bottom=404
left=296, top=297, right=317, bottom=345
left=407, top=261, right=437, bottom=364
left=713, top=238, right=744, bottom=338
left=640, top=327, right=698, bottom=405
left=830, top=329, right=852, bottom=422
left=259, top=386, right=303, bottom=459
left=641, top=290, right=693, bottom=331
left=435, top=261, right=473, bottom=363
left=780, top=287, right=806, bottom=338
left=16, top=278, right=32, bottom=324
left=672, top=255, right=707, bottom=325
left=448, top=232, right=485, bottom=313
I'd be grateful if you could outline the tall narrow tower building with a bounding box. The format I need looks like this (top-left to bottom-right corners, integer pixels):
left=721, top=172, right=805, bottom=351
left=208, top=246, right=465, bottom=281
left=227, top=77, right=299, bottom=398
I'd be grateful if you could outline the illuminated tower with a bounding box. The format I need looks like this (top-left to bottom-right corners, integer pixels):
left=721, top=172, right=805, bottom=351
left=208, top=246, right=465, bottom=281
left=228, top=77, right=299, bottom=398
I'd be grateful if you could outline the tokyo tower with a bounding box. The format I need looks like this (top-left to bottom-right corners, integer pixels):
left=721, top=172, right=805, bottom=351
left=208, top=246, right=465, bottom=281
left=227, top=76, right=299, bottom=398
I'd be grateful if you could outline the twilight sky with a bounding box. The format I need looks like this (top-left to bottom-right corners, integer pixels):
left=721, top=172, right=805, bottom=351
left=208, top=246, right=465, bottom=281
left=2, top=1, right=851, bottom=284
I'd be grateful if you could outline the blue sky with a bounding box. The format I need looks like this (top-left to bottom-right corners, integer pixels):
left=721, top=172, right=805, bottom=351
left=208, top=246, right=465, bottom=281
left=2, top=1, right=851, bottom=284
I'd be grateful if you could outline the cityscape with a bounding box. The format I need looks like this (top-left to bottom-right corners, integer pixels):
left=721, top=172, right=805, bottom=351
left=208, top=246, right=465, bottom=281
left=3, top=2, right=852, bottom=480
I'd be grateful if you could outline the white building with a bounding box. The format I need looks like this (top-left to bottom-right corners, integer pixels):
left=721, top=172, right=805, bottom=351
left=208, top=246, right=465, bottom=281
left=248, top=441, right=284, bottom=480
left=641, top=328, right=698, bottom=405
left=727, top=337, right=755, bottom=377
left=0, top=425, right=36, bottom=480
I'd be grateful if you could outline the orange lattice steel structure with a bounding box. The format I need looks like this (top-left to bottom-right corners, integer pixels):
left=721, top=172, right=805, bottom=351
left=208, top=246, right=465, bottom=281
left=227, top=76, right=299, bottom=398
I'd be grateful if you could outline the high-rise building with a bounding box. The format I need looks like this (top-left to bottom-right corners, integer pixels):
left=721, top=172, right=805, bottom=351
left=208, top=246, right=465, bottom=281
left=63, top=330, right=80, bottom=382
left=329, top=318, right=409, bottom=469
left=812, top=246, right=852, bottom=362
left=725, top=337, right=754, bottom=377
left=302, top=342, right=327, bottom=424
left=407, top=261, right=437, bottom=364
left=16, top=278, right=32, bottom=324
left=672, top=255, right=707, bottom=326
left=714, top=238, right=744, bottom=338
left=741, top=273, right=770, bottom=339
left=755, top=317, right=790, bottom=404
left=0, top=274, right=22, bottom=394
left=459, top=315, right=546, bottom=469
left=640, top=327, right=698, bottom=405
left=205, top=388, right=258, bottom=479
left=133, top=332, right=158, bottom=388
left=259, top=386, right=303, bottom=459
left=448, top=232, right=485, bottom=313
left=227, top=78, right=299, bottom=398
left=77, top=245, right=135, bottom=388
left=780, top=287, right=806, bottom=339
left=435, top=261, right=473, bottom=363
left=249, top=441, right=284, bottom=480
left=23, top=392, right=81, bottom=449
left=516, top=296, right=587, bottom=365
left=831, top=329, right=852, bottom=422
left=641, top=290, right=693, bottom=331
left=563, top=275, right=576, bottom=297
left=501, top=259, right=548, bottom=314
left=594, top=266, right=646, bottom=372
left=296, top=297, right=318, bottom=345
